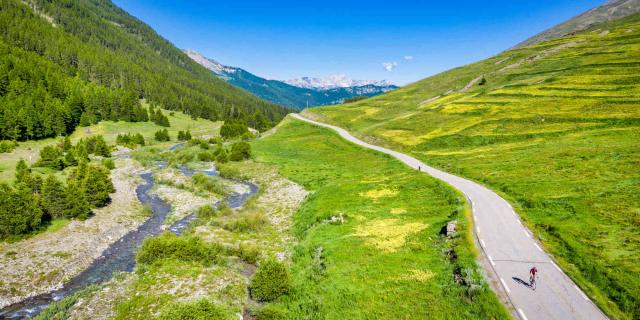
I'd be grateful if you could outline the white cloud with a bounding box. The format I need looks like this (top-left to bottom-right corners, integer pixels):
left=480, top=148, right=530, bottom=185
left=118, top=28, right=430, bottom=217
left=403, top=55, right=414, bottom=61
left=382, top=61, right=398, bottom=72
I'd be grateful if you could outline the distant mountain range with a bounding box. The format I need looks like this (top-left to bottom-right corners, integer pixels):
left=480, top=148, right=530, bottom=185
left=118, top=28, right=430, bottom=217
left=184, top=50, right=397, bottom=110
left=283, top=75, right=394, bottom=90
left=515, top=0, right=640, bottom=48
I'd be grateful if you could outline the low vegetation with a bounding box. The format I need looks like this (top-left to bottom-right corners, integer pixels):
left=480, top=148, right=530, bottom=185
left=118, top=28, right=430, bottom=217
left=251, top=119, right=509, bottom=319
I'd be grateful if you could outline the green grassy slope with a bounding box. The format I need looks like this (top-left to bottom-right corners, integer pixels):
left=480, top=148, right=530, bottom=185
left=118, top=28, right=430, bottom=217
left=306, top=14, right=640, bottom=319
left=251, top=118, right=509, bottom=319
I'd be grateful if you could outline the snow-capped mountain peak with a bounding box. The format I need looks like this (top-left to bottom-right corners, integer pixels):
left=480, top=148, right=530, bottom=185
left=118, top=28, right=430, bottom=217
left=183, top=49, right=236, bottom=75
left=284, top=74, right=394, bottom=90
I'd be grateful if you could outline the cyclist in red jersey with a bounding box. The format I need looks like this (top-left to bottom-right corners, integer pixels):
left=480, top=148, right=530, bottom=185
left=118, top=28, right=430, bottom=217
left=529, top=266, right=538, bottom=289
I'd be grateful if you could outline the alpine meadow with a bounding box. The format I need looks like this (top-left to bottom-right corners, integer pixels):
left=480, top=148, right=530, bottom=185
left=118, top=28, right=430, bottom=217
left=0, top=1, right=638, bottom=320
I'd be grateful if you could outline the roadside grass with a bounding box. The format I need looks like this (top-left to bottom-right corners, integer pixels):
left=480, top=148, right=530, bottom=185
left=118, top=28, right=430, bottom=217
left=251, top=119, right=509, bottom=319
left=307, top=14, right=640, bottom=319
left=0, top=108, right=220, bottom=183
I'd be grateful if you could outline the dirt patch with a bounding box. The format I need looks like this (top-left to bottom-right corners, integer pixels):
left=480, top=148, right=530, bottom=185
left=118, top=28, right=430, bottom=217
left=0, top=158, right=146, bottom=308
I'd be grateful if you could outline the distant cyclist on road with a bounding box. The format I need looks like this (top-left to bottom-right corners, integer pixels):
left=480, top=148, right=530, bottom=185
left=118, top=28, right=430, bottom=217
left=529, top=266, right=538, bottom=290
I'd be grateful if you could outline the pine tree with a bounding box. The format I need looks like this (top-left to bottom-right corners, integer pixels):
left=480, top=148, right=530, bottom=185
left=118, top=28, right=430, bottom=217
left=64, top=181, right=90, bottom=220
left=93, top=136, right=111, bottom=157
left=83, top=165, right=114, bottom=207
left=42, top=175, right=66, bottom=218
left=15, top=159, right=31, bottom=184
left=64, top=150, right=78, bottom=167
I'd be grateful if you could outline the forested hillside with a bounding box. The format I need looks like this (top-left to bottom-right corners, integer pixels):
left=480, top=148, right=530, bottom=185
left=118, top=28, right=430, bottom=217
left=0, top=0, right=290, bottom=141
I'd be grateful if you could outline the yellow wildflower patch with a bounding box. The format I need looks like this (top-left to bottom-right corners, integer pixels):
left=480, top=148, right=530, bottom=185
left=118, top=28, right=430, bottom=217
left=360, top=188, right=398, bottom=200
left=354, top=218, right=427, bottom=252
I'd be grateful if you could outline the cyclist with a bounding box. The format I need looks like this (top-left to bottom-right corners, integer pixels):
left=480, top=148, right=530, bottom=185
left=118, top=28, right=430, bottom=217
left=529, top=266, right=538, bottom=289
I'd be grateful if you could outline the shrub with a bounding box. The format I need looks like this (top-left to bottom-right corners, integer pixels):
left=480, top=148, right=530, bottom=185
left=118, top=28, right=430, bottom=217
left=155, top=129, right=170, bottom=142
left=177, top=130, right=192, bottom=141
left=196, top=205, right=217, bottom=219
left=0, top=140, right=18, bottom=153
left=256, top=304, right=287, bottom=320
left=251, top=259, right=291, bottom=302
left=192, top=173, right=226, bottom=195
left=116, top=133, right=145, bottom=148
left=229, top=142, right=251, bottom=161
left=102, top=158, right=116, bottom=170
left=157, top=299, right=234, bottom=320
left=222, top=210, right=269, bottom=232
left=136, top=232, right=224, bottom=265
left=197, top=151, right=215, bottom=162
left=216, top=164, right=244, bottom=180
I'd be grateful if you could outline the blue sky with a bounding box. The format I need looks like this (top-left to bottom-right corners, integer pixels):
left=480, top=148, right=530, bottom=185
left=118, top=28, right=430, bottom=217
left=114, top=0, right=604, bottom=85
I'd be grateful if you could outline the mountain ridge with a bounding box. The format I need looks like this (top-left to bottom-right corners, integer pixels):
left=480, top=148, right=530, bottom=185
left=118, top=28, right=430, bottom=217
left=183, top=49, right=397, bottom=109
left=515, top=0, right=640, bottom=48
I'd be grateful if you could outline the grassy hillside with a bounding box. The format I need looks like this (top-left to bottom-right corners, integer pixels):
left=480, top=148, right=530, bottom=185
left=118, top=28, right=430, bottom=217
left=306, top=14, right=640, bottom=319
left=515, top=0, right=640, bottom=48
left=251, top=118, right=509, bottom=319
left=0, top=0, right=289, bottom=141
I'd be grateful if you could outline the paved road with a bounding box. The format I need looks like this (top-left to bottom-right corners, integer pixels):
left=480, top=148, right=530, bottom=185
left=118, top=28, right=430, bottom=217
left=290, top=113, right=607, bottom=320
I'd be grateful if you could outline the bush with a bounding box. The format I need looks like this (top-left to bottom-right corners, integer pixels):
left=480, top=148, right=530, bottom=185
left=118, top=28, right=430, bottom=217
left=0, top=140, right=18, bottom=153
left=157, top=299, right=235, bottom=320
left=251, top=259, right=291, bottom=302
left=196, top=205, right=217, bottom=219
left=229, top=142, right=251, bottom=161
left=222, top=210, right=269, bottom=232
left=155, top=129, right=170, bottom=142
left=192, top=173, right=226, bottom=195
left=256, top=304, right=287, bottom=320
left=116, top=133, right=145, bottom=148
left=136, top=232, right=224, bottom=265
left=102, top=158, right=116, bottom=170
left=177, top=130, right=192, bottom=141
left=197, top=151, right=215, bottom=162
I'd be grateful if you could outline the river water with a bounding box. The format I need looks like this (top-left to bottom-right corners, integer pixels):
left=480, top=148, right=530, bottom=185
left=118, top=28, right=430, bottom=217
left=0, top=163, right=258, bottom=319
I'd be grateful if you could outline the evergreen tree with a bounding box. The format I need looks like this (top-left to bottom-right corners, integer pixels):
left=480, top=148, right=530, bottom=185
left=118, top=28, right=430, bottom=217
left=64, top=150, right=78, bottom=167
left=83, top=165, right=114, bottom=207
left=93, top=136, right=111, bottom=157
left=0, top=183, right=43, bottom=236
left=64, top=180, right=90, bottom=220
left=154, top=129, right=170, bottom=141
left=41, top=175, right=66, bottom=219
left=15, top=159, right=31, bottom=184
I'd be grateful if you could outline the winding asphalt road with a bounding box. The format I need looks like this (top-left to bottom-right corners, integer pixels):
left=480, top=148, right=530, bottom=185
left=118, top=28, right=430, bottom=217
left=290, top=113, right=607, bottom=320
